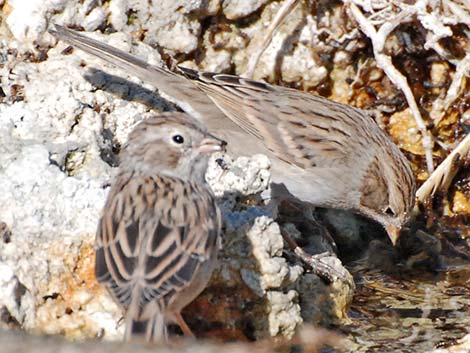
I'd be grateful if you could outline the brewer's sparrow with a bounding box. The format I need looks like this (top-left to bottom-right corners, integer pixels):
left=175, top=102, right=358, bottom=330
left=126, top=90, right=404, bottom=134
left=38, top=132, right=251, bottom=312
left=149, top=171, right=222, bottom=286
left=96, top=112, right=225, bottom=342
left=51, top=25, right=415, bottom=245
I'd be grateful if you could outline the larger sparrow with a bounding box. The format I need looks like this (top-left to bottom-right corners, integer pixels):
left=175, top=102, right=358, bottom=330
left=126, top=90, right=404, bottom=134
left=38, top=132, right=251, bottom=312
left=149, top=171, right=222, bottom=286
left=95, top=112, right=225, bottom=342
left=51, top=25, right=415, bottom=245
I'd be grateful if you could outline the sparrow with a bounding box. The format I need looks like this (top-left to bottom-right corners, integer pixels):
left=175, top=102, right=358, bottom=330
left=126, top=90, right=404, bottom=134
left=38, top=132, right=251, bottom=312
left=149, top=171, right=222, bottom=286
left=95, top=112, right=225, bottom=342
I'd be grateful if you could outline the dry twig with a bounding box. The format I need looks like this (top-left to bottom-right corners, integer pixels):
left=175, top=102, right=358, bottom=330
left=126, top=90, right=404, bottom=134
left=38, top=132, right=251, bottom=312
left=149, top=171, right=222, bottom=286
left=415, top=132, right=470, bottom=208
left=431, top=52, right=470, bottom=125
left=244, top=0, right=300, bottom=79
left=347, top=1, right=435, bottom=173
left=281, top=228, right=354, bottom=285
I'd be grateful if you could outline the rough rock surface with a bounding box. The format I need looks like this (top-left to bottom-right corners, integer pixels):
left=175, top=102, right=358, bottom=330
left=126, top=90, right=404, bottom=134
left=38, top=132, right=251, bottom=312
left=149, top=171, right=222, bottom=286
left=5, top=0, right=470, bottom=351
left=0, top=1, right=353, bottom=342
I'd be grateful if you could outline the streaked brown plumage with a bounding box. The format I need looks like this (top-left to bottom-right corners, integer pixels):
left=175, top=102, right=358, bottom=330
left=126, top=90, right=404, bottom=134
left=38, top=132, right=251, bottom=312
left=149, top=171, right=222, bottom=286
left=96, top=112, right=225, bottom=342
left=51, top=25, right=415, bottom=244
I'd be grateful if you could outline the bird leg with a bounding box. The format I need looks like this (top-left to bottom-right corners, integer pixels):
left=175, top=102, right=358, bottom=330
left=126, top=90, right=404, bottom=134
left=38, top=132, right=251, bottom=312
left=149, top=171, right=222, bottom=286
left=173, top=312, right=195, bottom=338
left=280, top=227, right=337, bottom=283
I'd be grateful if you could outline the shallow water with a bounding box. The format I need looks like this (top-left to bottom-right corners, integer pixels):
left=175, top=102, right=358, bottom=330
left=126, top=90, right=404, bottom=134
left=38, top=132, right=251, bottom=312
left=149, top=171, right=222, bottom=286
left=342, top=263, right=470, bottom=352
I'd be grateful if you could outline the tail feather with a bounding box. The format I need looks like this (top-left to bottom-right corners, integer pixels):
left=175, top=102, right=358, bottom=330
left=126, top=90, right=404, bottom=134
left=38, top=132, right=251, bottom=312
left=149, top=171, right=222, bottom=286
left=49, top=24, right=261, bottom=156
left=124, top=297, right=167, bottom=343
left=50, top=25, right=226, bottom=127
left=124, top=314, right=167, bottom=343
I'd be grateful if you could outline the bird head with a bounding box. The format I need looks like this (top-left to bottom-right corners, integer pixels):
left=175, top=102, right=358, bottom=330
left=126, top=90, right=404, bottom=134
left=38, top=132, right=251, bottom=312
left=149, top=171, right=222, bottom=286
left=121, top=112, right=226, bottom=182
left=358, top=152, right=416, bottom=245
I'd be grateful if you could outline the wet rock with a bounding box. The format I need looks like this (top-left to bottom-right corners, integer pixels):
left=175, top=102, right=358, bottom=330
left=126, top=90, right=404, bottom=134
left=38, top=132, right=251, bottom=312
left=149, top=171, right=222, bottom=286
left=428, top=333, right=470, bottom=353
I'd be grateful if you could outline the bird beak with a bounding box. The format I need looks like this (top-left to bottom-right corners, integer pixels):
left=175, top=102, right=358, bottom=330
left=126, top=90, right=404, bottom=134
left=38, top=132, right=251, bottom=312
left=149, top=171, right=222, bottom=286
left=197, top=136, right=227, bottom=154
left=386, top=224, right=400, bottom=246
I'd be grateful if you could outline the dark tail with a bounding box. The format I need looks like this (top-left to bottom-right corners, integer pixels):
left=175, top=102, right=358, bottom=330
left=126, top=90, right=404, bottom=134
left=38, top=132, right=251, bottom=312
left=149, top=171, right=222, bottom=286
left=124, top=294, right=168, bottom=343
left=49, top=25, right=221, bottom=125
left=124, top=306, right=166, bottom=343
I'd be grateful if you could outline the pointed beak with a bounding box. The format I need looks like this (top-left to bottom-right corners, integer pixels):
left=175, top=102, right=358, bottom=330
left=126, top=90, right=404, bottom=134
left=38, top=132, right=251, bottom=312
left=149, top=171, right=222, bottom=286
left=386, top=224, right=401, bottom=246
left=197, top=136, right=227, bottom=154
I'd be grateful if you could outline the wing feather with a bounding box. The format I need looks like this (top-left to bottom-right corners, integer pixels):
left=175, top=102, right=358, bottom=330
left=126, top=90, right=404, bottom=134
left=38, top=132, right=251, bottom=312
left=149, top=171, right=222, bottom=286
left=186, top=70, right=379, bottom=169
left=95, top=173, right=221, bottom=311
left=52, top=26, right=380, bottom=172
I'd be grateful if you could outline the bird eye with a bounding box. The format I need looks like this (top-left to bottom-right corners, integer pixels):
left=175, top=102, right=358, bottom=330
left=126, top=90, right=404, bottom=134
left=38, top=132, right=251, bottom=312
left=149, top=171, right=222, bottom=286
left=385, top=207, right=395, bottom=216
left=172, top=134, right=184, bottom=144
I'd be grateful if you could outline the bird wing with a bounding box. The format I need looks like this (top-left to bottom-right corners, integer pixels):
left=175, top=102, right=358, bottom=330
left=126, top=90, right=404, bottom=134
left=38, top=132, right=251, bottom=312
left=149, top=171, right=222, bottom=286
left=51, top=25, right=377, bottom=169
left=95, top=173, right=221, bottom=311
left=186, top=69, right=376, bottom=169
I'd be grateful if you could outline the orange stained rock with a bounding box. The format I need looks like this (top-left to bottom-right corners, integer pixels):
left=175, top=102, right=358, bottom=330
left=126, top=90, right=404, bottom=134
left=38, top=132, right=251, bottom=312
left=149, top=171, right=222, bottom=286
left=64, top=242, right=100, bottom=299
left=388, top=108, right=424, bottom=156
left=184, top=281, right=265, bottom=341
left=452, top=191, right=470, bottom=214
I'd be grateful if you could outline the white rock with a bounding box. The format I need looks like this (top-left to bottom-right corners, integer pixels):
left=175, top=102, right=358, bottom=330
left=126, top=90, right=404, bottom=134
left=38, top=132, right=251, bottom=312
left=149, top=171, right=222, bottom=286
left=222, top=0, right=270, bottom=20
left=82, top=7, right=107, bottom=31
left=108, top=0, right=129, bottom=31
left=267, top=290, right=303, bottom=338
left=206, top=154, right=271, bottom=197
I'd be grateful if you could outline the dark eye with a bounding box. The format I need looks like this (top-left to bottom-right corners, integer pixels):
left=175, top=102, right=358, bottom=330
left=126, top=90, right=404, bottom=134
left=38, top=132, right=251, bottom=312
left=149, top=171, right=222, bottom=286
left=172, top=134, right=184, bottom=144
left=385, top=207, right=395, bottom=216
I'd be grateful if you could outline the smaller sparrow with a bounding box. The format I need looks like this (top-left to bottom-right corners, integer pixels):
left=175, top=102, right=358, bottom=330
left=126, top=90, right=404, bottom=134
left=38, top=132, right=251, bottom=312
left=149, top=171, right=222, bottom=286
left=95, top=112, right=225, bottom=342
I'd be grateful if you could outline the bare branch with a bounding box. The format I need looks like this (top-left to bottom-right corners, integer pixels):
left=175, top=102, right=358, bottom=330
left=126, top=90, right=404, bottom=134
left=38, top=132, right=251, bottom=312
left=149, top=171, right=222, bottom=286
left=415, top=133, right=470, bottom=207
left=244, top=0, right=301, bottom=78
left=347, top=2, right=435, bottom=172
left=431, top=52, right=470, bottom=125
